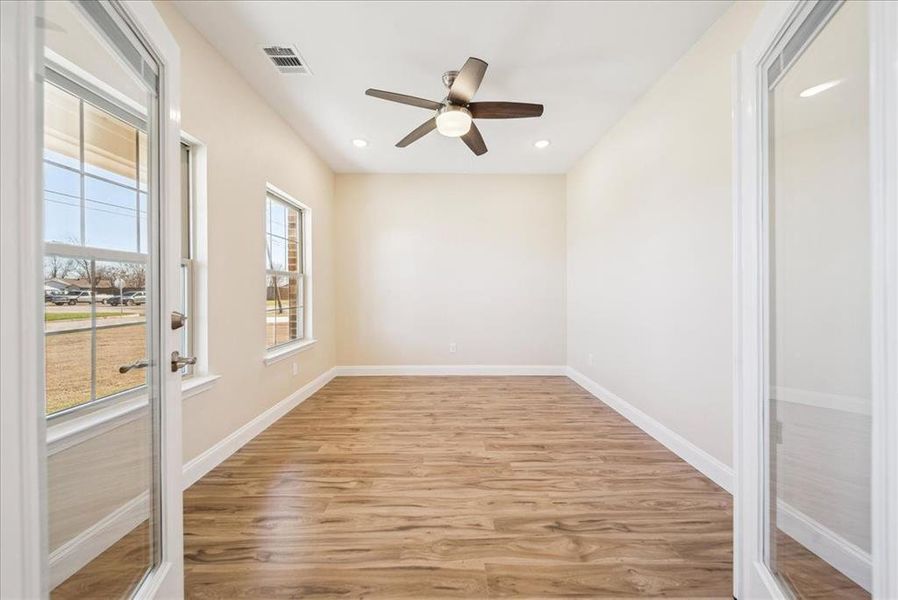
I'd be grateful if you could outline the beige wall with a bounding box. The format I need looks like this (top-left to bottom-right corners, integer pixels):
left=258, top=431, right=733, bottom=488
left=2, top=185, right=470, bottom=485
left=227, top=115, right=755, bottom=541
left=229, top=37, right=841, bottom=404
left=155, top=2, right=337, bottom=463
left=566, top=1, right=763, bottom=468
left=335, top=174, right=566, bottom=366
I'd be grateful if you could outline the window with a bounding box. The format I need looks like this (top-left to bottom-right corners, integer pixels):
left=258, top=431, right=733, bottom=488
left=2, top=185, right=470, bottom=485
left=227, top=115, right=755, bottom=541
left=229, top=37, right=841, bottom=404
left=178, top=142, right=195, bottom=375
left=43, top=76, right=149, bottom=416
left=265, top=189, right=307, bottom=352
left=43, top=70, right=205, bottom=417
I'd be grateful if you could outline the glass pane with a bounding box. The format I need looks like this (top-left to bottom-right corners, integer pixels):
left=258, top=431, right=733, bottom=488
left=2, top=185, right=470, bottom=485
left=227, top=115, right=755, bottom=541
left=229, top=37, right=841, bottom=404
left=265, top=275, right=302, bottom=349
left=268, top=234, right=287, bottom=271
left=43, top=0, right=161, bottom=597
left=84, top=175, right=139, bottom=252
left=139, top=191, right=148, bottom=254
left=94, top=260, right=146, bottom=400
left=138, top=130, right=148, bottom=192
left=178, top=262, right=191, bottom=375
left=44, top=83, right=80, bottom=169
left=767, top=2, right=871, bottom=598
left=180, top=143, right=191, bottom=259
left=268, top=197, right=286, bottom=238
left=44, top=161, right=81, bottom=245
left=287, top=205, right=302, bottom=273
left=44, top=255, right=93, bottom=414
left=266, top=308, right=278, bottom=348
left=84, top=101, right=137, bottom=187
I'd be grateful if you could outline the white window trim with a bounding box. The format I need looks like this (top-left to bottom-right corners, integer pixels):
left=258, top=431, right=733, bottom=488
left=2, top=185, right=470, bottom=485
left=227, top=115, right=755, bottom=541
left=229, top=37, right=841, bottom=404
left=263, top=182, right=314, bottom=364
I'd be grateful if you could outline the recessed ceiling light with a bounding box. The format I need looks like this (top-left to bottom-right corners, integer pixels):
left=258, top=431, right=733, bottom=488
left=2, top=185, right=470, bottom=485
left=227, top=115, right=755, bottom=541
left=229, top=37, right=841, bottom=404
left=799, top=79, right=842, bottom=98
left=352, top=138, right=368, bottom=148
left=534, top=139, right=550, bottom=149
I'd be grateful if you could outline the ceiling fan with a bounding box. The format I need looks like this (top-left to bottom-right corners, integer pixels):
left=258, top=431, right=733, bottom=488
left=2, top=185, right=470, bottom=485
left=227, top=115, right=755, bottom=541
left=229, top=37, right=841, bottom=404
left=365, top=57, right=544, bottom=156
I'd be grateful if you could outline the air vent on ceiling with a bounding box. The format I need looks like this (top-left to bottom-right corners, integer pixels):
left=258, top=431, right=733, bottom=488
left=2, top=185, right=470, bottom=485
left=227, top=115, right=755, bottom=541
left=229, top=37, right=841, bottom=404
left=262, top=45, right=311, bottom=75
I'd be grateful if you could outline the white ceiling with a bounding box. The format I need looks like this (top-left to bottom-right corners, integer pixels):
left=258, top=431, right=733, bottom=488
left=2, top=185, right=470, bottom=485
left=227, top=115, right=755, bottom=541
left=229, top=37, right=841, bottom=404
left=172, top=1, right=731, bottom=174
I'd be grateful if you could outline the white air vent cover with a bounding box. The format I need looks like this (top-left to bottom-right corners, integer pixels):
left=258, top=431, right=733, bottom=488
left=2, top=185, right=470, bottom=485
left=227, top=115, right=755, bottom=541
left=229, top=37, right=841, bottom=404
left=262, top=45, right=311, bottom=74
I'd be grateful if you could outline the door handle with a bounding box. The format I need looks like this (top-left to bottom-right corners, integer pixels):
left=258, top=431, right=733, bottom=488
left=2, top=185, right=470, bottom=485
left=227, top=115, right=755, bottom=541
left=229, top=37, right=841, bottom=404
left=171, top=350, right=197, bottom=373
left=119, top=359, right=149, bottom=374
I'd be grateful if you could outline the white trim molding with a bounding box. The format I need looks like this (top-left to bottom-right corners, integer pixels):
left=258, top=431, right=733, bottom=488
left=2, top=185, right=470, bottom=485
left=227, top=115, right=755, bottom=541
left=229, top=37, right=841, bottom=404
left=772, top=386, right=870, bottom=416
left=264, top=338, right=318, bottom=366
left=46, top=375, right=220, bottom=457
left=777, top=500, right=872, bottom=593
left=869, top=2, right=898, bottom=597
left=0, top=2, right=46, bottom=597
left=565, top=367, right=734, bottom=493
left=336, top=365, right=567, bottom=377
left=182, top=366, right=337, bottom=489
left=49, top=493, right=149, bottom=590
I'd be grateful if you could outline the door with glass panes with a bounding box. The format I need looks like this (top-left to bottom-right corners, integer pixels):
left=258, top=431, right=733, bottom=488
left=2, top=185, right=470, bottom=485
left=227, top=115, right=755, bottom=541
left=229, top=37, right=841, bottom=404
left=40, top=1, right=184, bottom=597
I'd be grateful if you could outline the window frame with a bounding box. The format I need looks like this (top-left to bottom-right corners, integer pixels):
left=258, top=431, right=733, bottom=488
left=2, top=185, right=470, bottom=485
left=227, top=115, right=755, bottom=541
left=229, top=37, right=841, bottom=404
left=264, top=183, right=314, bottom=363
left=43, top=66, right=151, bottom=421
left=43, top=58, right=215, bottom=429
left=178, top=141, right=196, bottom=377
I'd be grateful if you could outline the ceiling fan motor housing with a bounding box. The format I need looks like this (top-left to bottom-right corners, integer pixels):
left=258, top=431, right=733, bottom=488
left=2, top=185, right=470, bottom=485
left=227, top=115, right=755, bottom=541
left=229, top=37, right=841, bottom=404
left=442, top=70, right=459, bottom=89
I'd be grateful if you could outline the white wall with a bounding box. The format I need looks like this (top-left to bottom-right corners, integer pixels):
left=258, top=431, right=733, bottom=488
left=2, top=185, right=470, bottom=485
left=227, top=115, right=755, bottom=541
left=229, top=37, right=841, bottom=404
left=566, top=1, right=763, bottom=468
left=335, top=174, right=566, bottom=367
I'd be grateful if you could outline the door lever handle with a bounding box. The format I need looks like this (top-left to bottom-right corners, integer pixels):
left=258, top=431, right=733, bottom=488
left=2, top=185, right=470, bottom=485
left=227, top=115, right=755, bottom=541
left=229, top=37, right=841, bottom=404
left=119, top=359, right=149, bottom=374
left=171, top=350, right=197, bottom=373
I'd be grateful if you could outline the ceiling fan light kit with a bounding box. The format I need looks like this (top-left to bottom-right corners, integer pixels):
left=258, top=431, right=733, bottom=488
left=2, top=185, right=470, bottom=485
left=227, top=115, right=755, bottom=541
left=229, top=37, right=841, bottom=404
left=365, top=56, right=544, bottom=156
left=435, top=105, right=472, bottom=137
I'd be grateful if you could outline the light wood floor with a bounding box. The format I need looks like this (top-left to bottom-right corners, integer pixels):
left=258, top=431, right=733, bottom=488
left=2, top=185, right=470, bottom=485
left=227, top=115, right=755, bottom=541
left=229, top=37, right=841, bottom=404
left=183, top=376, right=733, bottom=598
left=51, top=376, right=870, bottom=599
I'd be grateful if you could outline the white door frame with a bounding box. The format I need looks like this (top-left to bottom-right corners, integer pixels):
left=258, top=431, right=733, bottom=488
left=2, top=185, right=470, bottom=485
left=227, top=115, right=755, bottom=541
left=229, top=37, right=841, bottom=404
left=733, top=1, right=898, bottom=598
left=122, top=1, right=185, bottom=597
left=0, top=1, right=185, bottom=597
left=0, top=1, right=47, bottom=598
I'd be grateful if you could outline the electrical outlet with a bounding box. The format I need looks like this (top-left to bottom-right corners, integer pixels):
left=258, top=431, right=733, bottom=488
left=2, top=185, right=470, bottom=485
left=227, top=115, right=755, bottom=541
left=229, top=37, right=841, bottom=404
left=292, top=361, right=298, bottom=376
left=587, top=353, right=594, bottom=366
left=449, top=342, right=457, bottom=353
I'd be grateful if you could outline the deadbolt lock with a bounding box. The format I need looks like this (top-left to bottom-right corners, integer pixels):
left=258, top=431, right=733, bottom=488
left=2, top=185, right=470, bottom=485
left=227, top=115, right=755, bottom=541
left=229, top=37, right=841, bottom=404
left=171, top=311, right=187, bottom=330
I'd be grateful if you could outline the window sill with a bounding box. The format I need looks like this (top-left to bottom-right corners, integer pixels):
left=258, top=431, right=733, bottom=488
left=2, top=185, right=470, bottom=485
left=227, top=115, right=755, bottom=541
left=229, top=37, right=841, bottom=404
left=182, top=373, right=221, bottom=400
left=47, top=373, right=220, bottom=456
left=264, top=338, right=318, bottom=366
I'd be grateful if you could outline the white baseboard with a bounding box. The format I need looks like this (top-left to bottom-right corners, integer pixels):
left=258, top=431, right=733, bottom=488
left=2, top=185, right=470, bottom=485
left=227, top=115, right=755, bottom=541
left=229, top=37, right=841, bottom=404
left=182, top=366, right=337, bottom=489
left=777, top=500, right=872, bottom=592
left=49, top=492, right=148, bottom=590
left=565, top=367, right=735, bottom=493
left=335, top=364, right=567, bottom=376
left=772, top=385, right=870, bottom=416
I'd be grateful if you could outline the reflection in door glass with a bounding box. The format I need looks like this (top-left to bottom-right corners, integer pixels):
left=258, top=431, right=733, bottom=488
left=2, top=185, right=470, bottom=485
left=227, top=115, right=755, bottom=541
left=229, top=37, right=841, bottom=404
left=767, top=2, right=871, bottom=598
left=42, top=0, right=161, bottom=598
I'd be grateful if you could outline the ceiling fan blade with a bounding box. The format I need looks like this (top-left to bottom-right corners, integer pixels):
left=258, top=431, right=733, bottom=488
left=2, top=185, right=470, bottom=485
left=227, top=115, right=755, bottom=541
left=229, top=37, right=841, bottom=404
left=396, top=118, right=437, bottom=147
left=468, top=102, right=544, bottom=119
left=448, top=57, right=488, bottom=104
left=366, top=88, right=443, bottom=111
left=461, top=122, right=488, bottom=156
